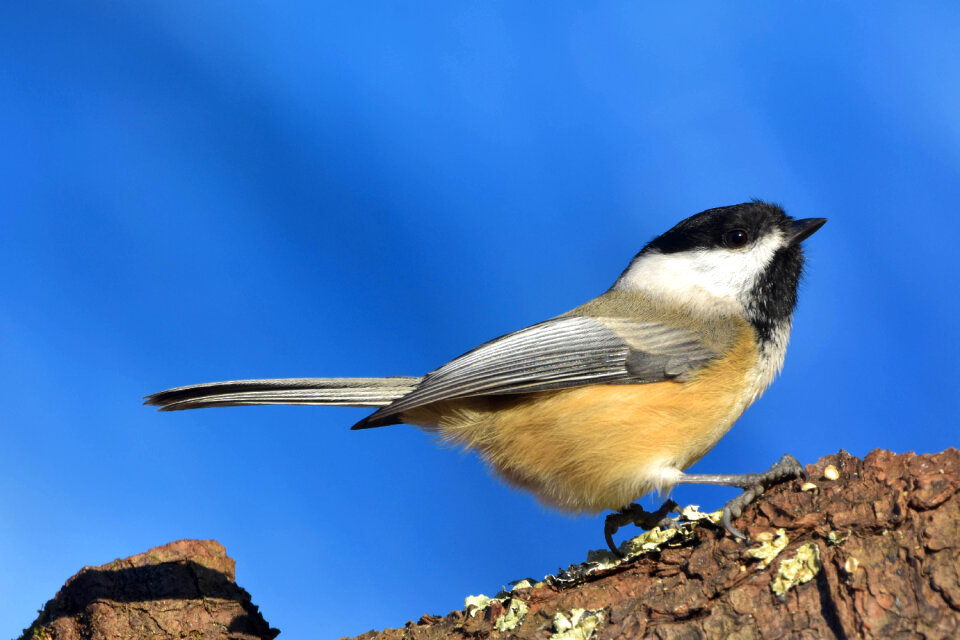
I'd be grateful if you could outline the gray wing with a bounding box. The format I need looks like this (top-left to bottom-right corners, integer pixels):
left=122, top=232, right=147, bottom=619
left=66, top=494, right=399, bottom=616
left=351, top=315, right=719, bottom=429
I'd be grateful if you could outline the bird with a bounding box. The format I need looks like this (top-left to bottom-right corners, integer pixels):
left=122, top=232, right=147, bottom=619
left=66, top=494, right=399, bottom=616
left=146, top=201, right=826, bottom=553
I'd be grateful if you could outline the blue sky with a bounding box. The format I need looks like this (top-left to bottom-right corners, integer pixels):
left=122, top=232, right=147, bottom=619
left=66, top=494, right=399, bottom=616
left=2, top=2, right=958, bottom=638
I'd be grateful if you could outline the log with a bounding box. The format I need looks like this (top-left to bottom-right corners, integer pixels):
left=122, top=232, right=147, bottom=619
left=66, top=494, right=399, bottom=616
left=19, top=450, right=960, bottom=639
left=18, top=539, right=278, bottom=640
left=350, top=449, right=960, bottom=639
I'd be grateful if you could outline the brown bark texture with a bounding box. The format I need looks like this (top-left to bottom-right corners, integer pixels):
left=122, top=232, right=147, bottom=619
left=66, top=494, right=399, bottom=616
left=350, top=449, right=960, bottom=640
left=19, top=539, right=278, bottom=640
left=16, top=450, right=960, bottom=639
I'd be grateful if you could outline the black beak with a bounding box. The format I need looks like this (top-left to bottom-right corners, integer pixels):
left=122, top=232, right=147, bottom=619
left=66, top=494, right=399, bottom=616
left=788, top=218, right=827, bottom=244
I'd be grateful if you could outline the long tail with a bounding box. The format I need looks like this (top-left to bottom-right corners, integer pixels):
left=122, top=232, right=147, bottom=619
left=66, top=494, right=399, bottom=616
left=144, top=376, right=422, bottom=411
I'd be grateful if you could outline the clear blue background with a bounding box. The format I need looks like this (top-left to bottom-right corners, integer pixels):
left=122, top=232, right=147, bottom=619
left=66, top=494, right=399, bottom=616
left=2, top=3, right=958, bottom=638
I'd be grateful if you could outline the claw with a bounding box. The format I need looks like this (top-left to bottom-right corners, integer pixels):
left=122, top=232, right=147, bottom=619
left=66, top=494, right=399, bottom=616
left=722, top=506, right=745, bottom=539
left=608, top=454, right=807, bottom=549
left=604, top=499, right=679, bottom=555
left=720, top=454, right=806, bottom=540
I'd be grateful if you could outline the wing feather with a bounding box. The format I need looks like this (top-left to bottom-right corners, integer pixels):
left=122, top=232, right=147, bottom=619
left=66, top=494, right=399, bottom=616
left=352, top=315, right=719, bottom=429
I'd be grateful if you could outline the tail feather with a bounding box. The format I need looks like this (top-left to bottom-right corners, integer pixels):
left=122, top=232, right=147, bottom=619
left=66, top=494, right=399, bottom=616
left=144, top=377, right=422, bottom=411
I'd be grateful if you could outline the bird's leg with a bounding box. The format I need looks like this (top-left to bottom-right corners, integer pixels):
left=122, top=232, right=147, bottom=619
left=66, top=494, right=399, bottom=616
left=604, top=499, right=680, bottom=556
left=672, top=453, right=806, bottom=539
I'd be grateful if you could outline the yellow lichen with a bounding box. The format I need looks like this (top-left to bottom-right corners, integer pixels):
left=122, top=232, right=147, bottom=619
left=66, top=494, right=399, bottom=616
left=493, top=598, right=528, bottom=632
left=746, top=528, right=789, bottom=569
left=550, top=608, right=605, bottom=640
left=464, top=593, right=528, bottom=631
left=843, top=556, right=859, bottom=574
left=680, top=504, right=722, bottom=524
left=771, top=543, right=821, bottom=598
left=618, top=525, right=687, bottom=556
left=827, top=530, right=852, bottom=545
left=583, top=524, right=689, bottom=567
left=464, top=594, right=493, bottom=616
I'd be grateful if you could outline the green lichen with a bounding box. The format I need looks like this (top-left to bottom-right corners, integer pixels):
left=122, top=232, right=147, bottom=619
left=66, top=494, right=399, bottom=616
left=26, top=625, right=50, bottom=640
left=20, top=609, right=49, bottom=640
left=771, top=543, right=821, bottom=598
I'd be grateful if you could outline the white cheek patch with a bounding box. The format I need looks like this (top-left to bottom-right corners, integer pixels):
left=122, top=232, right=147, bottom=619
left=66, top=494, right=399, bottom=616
left=614, top=231, right=784, bottom=316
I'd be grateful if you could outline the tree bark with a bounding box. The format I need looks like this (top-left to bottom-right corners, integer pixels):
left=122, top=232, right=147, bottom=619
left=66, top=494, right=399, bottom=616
left=19, top=539, right=278, bottom=640
left=351, top=449, right=960, bottom=639
left=18, top=450, right=960, bottom=639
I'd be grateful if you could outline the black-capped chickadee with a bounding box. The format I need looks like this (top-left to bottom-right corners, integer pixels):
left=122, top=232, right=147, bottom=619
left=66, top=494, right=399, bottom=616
left=147, top=201, right=826, bottom=552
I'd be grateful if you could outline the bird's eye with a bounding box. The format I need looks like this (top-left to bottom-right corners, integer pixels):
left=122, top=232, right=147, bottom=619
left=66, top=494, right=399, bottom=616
left=723, top=228, right=750, bottom=249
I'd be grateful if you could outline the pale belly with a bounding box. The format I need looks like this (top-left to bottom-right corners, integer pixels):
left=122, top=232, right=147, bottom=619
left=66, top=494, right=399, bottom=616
left=404, top=334, right=769, bottom=513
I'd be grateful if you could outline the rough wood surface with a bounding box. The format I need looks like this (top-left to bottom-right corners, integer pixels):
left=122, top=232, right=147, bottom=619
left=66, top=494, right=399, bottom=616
left=17, top=450, right=960, bottom=639
left=349, top=449, right=960, bottom=640
left=19, top=539, right=278, bottom=640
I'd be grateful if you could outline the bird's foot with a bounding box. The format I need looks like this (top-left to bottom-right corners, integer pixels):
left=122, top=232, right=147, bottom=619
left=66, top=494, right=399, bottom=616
left=721, top=453, right=807, bottom=539
left=604, top=499, right=680, bottom=556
